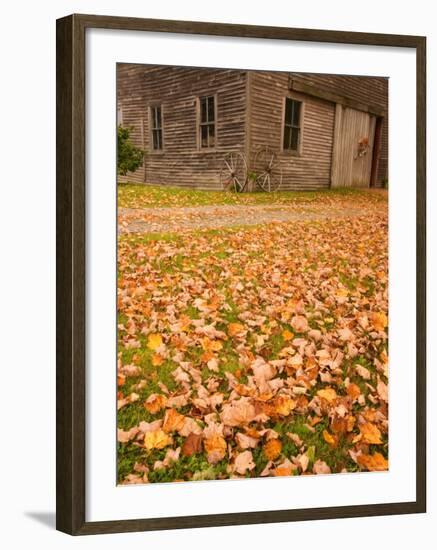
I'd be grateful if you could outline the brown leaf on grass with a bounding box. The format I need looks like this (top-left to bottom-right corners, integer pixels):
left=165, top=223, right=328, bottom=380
left=152, top=353, right=165, bottom=366
left=147, top=333, right=163, bottom=350
left=313, top=460, right=331, bottom=474
left=357, top=452, right=388, bottom=471
left=370, top=312, right=388, bottom=332
left=122, top=473, right=148, bottom=484
left=286, top=432, right=303, bottom=447
left=291, top=315, right=309, bottom=333
left=346, top=383, right=361, bottom=401
left=317, top=388, right=337, bottom=403
left=138, top=419, right=163, bottom=434
left=273, top=459, right=296, bottom=476
left=228, top=323, right=245, bottom=337
left=233, top=450, right=256, bottom=475
left=154, top=447, right=181, bottom=470
left=263, top=439, right=282, bottom=461
left=377, top=377, right=388, bottom=402
left=282, top=329, right=294, bottom=341
left=322, top=429, right=338, bottom=448
left=271, top=395, right=297, bottom=417
left=338, top=327, right=354, bottom=341
left=117, top=392, right=140, bottom=410
left=143, top=429, right=173, bottom=451
left=235, top=432, right=259, bottom=449
left=144, top=393, right=167, bottom=414
left=166, top=392, right=191, bottom=409
left=162, top=408, right=186, bottom=433
left=120, top=364, right=142, bottom=377
left=207, top=357, right=220, bottom=372
left=331, top=414, right=356, bottom=434
left=295, top=453, right=310, bottom=473
left=221, top=399, right=256, bottom=427
left=201, top=337, right=223, bottom=352
left=204, top=435, right=227, bottom=464
left=179, top=417, right=202, bottom=436
left=360, top=422, right=383, bottom=444
left=355, top=365, right=371, bottom=380
left=181, top=433, right=203, bottom=457
left=117, top=426, right=140, bottom=443
left=172, top=367, right=190, bottom=385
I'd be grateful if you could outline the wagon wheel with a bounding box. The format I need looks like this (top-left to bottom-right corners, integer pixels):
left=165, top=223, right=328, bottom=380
left=255, top=147, right=282, bottom=192
left=220, top=152, right=248, bottom=192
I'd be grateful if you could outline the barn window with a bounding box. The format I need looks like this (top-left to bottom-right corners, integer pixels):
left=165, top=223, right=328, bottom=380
left=283, top=98, right=302, bottom=151
left=199, top=96, right=216, bottom=148
left=150, top=105, right=163, bottom=150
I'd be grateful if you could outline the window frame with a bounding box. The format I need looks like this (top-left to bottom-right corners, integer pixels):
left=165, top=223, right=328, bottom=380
left=281, top=96, right=304, bottom=155
left=149, top=103, right=164, bottom=153
left=197, top=94, right=218, bottom=151
left=117, top=106, right=124, bottom=126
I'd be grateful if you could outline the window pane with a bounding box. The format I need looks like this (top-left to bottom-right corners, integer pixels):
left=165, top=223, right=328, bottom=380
left=156, top=107, right=162, bottom=128
left=285, top=98, right=292, bottom=125
left=292, top=101, right=301, bottom=127
left=152, top=129, right=162, bottom=150
left=201, top=125, right=208, bottom=147
left=208, top=97, right=215, bottom=123
left=200, top=98, right=207, bottom=123
left=283, top=126, right=291, bottom=150
left=208, top=123, right=215, bottom=147
left=291, top=128, right=299, bottom=150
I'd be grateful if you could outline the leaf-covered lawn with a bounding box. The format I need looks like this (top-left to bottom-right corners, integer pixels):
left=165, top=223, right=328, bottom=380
left=117, top=186, right=388, bottom=484
left=118, top=182, right=387, bottom=209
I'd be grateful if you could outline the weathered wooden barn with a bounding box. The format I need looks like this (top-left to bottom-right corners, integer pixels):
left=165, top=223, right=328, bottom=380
left=117, top=64, right=388, bottom=191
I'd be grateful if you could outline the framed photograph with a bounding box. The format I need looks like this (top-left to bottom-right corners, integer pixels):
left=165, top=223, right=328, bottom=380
left=56, top=13, right=426, bottom=535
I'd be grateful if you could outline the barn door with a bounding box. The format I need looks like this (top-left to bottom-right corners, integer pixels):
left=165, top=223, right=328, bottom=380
left=331, top=105, right=376, bottom=188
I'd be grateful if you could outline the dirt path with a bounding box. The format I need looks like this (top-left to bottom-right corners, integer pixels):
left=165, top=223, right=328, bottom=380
left=118, top=203, right=370, bottom=234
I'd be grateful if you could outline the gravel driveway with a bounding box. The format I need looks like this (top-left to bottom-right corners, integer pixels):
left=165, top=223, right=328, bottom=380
left=118, top=203, right=370, bottom=234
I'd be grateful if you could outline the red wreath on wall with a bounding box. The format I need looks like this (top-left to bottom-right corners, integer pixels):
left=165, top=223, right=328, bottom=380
left=355, top=136, right=370, bottom=159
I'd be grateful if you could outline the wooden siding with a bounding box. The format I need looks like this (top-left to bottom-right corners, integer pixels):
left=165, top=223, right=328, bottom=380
left=290, top=74, right=388, bottom=186
left=331, top=106, right=376, bottom=188
left=117, top=64, right=247, bottom=189
left=249, top=71, right=336, bottom=190
left=117, top=66, right=388, bottom=190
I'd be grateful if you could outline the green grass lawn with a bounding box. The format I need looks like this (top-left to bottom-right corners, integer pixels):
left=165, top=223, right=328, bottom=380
left=118, top=182, right=387, bottom=209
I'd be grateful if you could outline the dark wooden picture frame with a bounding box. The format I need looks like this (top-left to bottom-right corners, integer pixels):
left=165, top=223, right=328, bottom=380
left=56, top=13, right=426, bottom=536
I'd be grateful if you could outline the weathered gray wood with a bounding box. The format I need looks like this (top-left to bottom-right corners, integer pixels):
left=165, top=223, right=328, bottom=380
left=248, top=71, right=335, bottom=190
left=331, top=103, right=343, bottom=188
left=118, top=65, right=247, bottom=189
left=331, top=107, right=376, bottom=188
left=289, top=77, right=386, bottom=117
left=117, top=66, right=388, bottom=190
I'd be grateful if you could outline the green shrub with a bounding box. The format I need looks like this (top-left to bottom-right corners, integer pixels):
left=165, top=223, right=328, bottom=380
left=117, top=125, right=145, bottom=176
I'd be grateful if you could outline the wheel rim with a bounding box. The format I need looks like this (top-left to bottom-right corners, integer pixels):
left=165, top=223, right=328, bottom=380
left=220, top=152, right=247, bottom=192
left=255, top=147, right=282, bottom=192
